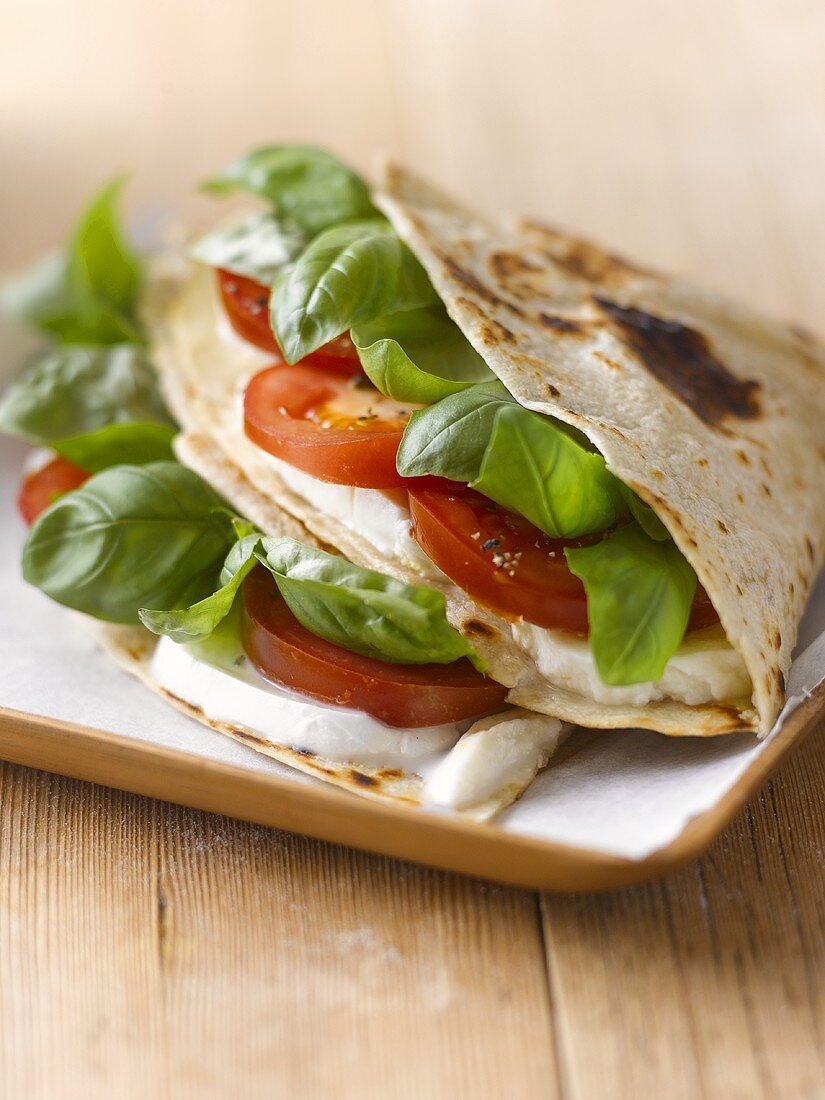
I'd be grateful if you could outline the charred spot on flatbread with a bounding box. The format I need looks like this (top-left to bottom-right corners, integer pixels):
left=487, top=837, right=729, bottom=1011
left=437, top=252, right=527, bottom=318
left=487, top=250, right=544, bottom=280
left=519, top=220, right=656, bottom=285
left=462, top=619, right=499, bottom=640
left=349, top=769, right=378, bottom=787
left=537, top=312, right=583, bottom=335
left=480, top=318, right=516, bottom=344
left=593, top=296, right=762, bottom=427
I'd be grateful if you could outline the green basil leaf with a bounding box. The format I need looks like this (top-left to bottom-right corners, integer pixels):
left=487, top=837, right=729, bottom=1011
left=272, top=219, right=439, bottom=363
left=255, top=536, right=481, bottom=668
left=565, top=523, right=697, bottom=685
left=139, top=534, right=259, bottom=642
left=352, top=305, right=494, bottom=403
left=396, top=381, right=513, bottom=483
left=66, top=177, right=141, bottom=318
left=618, top=483, right=671, bottom=541
left=3, top=179, right=143, bottom=345
left=228, top=518, right=258, bottom=546
left=22, top=462, right=235, bottom=624
left=189, top=212, right=307, bottom=285
left=54, top=422, right=176, bottom=472
left=0, top=344, right=173, bottom=445
left=473, top=404, right=626, bottom=537
left=398, top=381, right=626, bottom=537
left=202, top=145, right=377, bottom=235
left=35, top=306, right=141, bottom=347
left=0, top=252, right=71, bottom=328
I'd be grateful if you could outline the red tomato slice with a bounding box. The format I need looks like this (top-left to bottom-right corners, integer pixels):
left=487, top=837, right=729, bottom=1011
left=244, top=364, right=433, bottom=489
left=686, top=585, right=721, bottom=632
left=217, top=269, right=361, bottom=375
left=17, top=456, right=89, bottom=525
left=241, top=567, right=508, bottom=728
left=218, top=269, right=278, bottom=354
left=296, top=332, right=363, bottom=378
left=408, top=488, right=719, bottom=634
left=409, top=487, right=594, bottom=632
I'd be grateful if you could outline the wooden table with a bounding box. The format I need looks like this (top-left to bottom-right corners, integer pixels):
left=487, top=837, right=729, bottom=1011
left=1, top=728, right=824, bottom=1098
left=2, top=2, right=825, bottom=1096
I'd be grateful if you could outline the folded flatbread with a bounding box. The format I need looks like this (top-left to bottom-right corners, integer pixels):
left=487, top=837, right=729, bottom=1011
left=144, top=166, right=825, bottom=740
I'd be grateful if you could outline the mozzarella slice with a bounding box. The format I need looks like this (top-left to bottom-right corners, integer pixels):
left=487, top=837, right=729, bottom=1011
left=262, top=452, right=445, bottom=581
left=424, top=710, right=568, bottom=819
left=150, top=627, right=565, bottom=816
left=149, top=628, right=468, bottom=769
left=512, top=622, right=751, bottom=708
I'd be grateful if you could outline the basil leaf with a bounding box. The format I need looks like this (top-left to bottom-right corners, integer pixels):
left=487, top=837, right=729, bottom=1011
left=140, top=534, right=259, bottom=642
left=0, top=344, right=173, bottom=445
left=474, top=404, right=626, bottom=537
left=0, top=252, right=70, bottom=328
left=619, top=484, right=671, bottom=541
left=22, top=462, right=235, bottom=624
left=54, top=422, right=176, bottom=472
left=397, top=381, right=512, bottom=483
left=272, top=219, right=439, bottom=363
left=67, top=177, right=141, bottom=317
left=189, top=212, right=307, bottom=284
left=202, top=145, right=377, bottom=235
left=352, top=305, right=494, bottom=403
left=255, top=536, right=481, bottom=668
left=398, top=382, right=627, bottom=537
left=228, top=518, right=258, bottom=546
left=3, top=179, right=143, bottom=345
left=565, top=524, right=697, bottom=685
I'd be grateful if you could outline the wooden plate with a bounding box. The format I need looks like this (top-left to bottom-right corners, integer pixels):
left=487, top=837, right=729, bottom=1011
left=1, top=678, right=823, bottom=891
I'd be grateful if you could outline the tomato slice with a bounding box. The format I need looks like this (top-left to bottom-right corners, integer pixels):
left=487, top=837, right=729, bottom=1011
left=296, top=332, right=363, bottom=378
left=686, top=585, right=721, bottom=632
left=217, top=269, right=361, bottom=375
left=241, top=568, right=508, bottom=728
left=244, top=364, right=434, bottom=489
left=17, top=456, right=89, bottom=525
left=408, top=487, right=719, bottom=634
left=409, top=487, right=594, bottom=632
left=218, top=269, right=279, bottom=353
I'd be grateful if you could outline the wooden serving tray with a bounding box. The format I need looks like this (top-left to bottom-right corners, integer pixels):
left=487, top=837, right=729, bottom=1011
left=1, top=678, right=823, bottom=892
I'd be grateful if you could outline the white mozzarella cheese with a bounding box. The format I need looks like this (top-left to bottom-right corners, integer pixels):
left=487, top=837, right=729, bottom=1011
left=149, top=630, right=466, bottom=769
left=262, top=453, right=445, bottom=581
left=512, top=622, right=751, bottom=707
left=150, top=629, right=563, bottom=813
left=424, top=710, right=568, bottom=813
left=215, top=310, right=275, bottom=368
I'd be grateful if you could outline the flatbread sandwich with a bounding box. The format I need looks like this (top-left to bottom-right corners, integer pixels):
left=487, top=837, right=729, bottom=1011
left=3, top=146, right=823, bottom=818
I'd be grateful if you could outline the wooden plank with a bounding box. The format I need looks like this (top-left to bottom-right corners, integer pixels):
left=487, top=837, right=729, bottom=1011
left=0, top=768, right=165, bottom=1096
left=540, top=723, right=825, bottom=1100
left=0, top=762, right=558, bottom=1099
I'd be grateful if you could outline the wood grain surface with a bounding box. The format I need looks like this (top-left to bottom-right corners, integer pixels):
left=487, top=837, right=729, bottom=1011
left=2, top=0, right=825, bottom=1097
left=1, top=725, right=824, bottom=1099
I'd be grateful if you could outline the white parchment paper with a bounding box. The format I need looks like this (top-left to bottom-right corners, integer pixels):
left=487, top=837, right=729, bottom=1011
left=2, top=431, right=823, bottom=861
